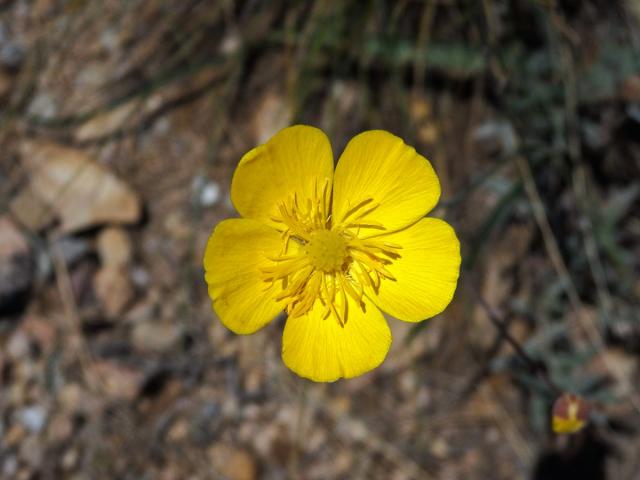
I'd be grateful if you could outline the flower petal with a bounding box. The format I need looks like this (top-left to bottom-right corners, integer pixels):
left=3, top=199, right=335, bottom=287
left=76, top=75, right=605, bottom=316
left=332, top=130, right=440, bottom=236
left=282, top=296, right=391, bottom=382
left=204, top=218, right=285, bottom=334
left=231, top=125, right=334, bottom=227
left=365, top=218, right=460, bottom=322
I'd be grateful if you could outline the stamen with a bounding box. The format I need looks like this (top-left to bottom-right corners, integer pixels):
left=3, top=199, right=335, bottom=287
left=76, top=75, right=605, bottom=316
left=341, top=198, right=375, bottom=223
left=339, top=272, right=365, bottom=311
left=322, top=275, right=343, bottom=326
left=343, top=221, right=386, bottom=230
left=338, top=282, right=348, bottom=326
left=263, top=184, right=401, bottom=325
left=321, top=178, right=330, bottom=225
left=352, top=202, right=380, bottom=221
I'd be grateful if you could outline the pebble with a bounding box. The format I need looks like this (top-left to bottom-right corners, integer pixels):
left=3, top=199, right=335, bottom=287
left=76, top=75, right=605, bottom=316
left=9, top=187, right=55, bottom=232
left=19, top=435, right=43, bottom=467
left=199, top=182, right=221, bottom=207
left=132, top=319, right=182, bottom=353
left=16, top=405, right=47, bottom=433
left=191, top=175, right=221, bottom=207
left=90, top=360, right=143, bottom=400
left=209, top=445, right=257, bottom=480
left=97, top=227, right=133, bottom=268
left=26, top=92, right=58, bottom=119
left=94, top=266, right=134, bottom=317
left=4, top=423, right=26, bottom=447
left=47, top=413, right=73, bottom=443
left=7, top=331, right=30, bottom=359
left=130, top=266, right=150, bottom=288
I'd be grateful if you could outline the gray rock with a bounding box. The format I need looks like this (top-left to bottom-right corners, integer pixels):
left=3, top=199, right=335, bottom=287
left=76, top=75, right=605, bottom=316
left=16, top=405, right=47, bottom=433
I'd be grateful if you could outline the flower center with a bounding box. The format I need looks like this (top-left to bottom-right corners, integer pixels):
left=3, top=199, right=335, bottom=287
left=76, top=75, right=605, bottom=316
left=305, top=230, right=347, bottom=272
left=261, top=182, right=401, bottom=326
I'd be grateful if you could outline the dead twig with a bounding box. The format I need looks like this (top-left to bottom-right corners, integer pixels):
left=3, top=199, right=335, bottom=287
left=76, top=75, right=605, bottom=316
left=50, top=241, right=103, bottom=393
left=469, top=280, right=563, bottom=397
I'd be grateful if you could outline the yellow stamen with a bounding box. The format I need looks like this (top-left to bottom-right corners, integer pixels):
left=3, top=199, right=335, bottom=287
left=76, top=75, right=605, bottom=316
left=262, top=190, right=401, bottom=325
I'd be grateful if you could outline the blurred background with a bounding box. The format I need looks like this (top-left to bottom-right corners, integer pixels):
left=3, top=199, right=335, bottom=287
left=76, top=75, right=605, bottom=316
left=1, top=0, right=640, bottom=479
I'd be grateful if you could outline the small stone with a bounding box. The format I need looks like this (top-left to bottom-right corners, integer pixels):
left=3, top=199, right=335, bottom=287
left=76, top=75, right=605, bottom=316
left=430, top=438, right=450, bottom=459
left=7, top=331, right=30, bottom=359
left=167, top=419, right=189, bottom=442
left=58, top=383, right=83, bottom=412
left=132, top=320, right=182, bottom=353
left=9, top=187, right=55, bottom=231
left=62, top=449, right=78, bottom=470
left=26, top=92, right=58, bottom=119
left=3, top=423, right=26, bottom=447
left=100, top=29, right=119, bottom=51
left=90, top=360, right=143, bottom=400
left=209, top=445, right=257, bottom=480
left=163, top=212, right=190, bottom=240
left=18, top=435, right=43, bottom=467
left=252, top=423, right=280, bottom=460
left=47, top=413, right=73, bottom=443
left=199, top=181, right=220, bottom=207
left=192, top=175, right=221, bottom=208
left=220, top=31, right=240, bottom=55
left=130, top=266, right=150, bottom=289
left=97, top=227, right=133, bottom=268
left=244, top=368, right=264, bottom=396
left=94, top=266, right=134, bottom=317
left=16, top=406, right=47, bottom=433
left=332, top=450, right=353, bottom=477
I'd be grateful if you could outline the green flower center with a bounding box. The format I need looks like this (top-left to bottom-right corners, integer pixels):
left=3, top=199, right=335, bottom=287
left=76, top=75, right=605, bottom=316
left=305, top=230, right=348, bottom=272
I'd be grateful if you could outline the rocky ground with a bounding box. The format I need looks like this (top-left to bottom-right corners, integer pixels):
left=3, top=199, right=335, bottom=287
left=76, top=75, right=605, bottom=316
left=1, top=1, right=640, bottom=479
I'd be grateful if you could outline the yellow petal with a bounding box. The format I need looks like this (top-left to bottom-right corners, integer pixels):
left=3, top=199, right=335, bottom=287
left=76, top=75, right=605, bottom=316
left=552, top=417, right=586, bottom=434
left=332, top=130, right=440, bottom=236
left=231, top=125, right=334, bottom=227
left=551, top=393, right=589, bottom=434
left=281, top=296, right=391, bottom=382
left=365, top=218, right=460, bottom=322
left=204, top=218, right=285, bottom=334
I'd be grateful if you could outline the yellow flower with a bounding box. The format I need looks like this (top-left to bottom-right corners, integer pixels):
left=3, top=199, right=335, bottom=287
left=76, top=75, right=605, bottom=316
left=204, top=125, right=460, bottom=382
left=552, top=393, right=590, bottom=434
